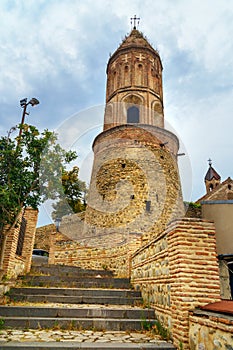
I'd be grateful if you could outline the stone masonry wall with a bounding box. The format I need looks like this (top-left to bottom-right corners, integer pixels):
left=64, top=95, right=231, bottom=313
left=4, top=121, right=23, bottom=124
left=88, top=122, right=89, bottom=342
left=35, top=213, right=84, bottom=251
left=35, top=224, right=55, bottom=251
left=130, top=218, right=221, bottom=349
left=49, top=234, right=141, bottom=278
left=189, top=310, right=233, bottom=350
left=85, top=125, right=184, bottom=246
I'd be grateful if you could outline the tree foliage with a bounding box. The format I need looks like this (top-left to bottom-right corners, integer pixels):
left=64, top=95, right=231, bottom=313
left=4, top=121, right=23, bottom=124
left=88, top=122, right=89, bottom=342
left=0, top=124, right=77, bottom=230
left=52, top=166, right=87, bottom=220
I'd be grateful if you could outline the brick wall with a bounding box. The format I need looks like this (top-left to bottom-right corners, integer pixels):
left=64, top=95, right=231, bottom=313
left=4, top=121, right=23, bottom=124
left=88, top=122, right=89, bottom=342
left=130, top=218, right=221, bottom=349
left=0, top=211, right=24, bottom=278
left=21, top=208, right=38, bottom=273
left=105, top=30, right=164, bottom=130
left=0, top=208, right=38, bottom=279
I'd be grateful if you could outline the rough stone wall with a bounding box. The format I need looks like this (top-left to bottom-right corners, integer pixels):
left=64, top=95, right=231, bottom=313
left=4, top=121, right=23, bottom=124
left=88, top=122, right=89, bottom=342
left=59, top=212, right=86, bottom=242
left=35, top=224, right=55, bottom=251
left=218, top=260, right=231, bottom=299
left=184, top=203, right=202, bottom=218
left=85, top=125, right=184, bottom=246
left=49, top=234, right=141, bottom=278
left=130, top=218, right=221, bottom=349
left=35, top=213, right=85, bottom=250
left=189, top=310, right=233, bottom=350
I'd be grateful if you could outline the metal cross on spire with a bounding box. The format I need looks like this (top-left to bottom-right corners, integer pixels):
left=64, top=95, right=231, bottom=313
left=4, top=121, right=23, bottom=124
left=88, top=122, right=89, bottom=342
left=130, top=15, right=140, bottom=30
left=208, top=158, right=212, bottom=166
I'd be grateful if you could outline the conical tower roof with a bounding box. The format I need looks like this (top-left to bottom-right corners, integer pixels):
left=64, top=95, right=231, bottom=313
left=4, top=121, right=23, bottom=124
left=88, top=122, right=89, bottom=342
left=108, top=29, right=162, bottom=68
left=205, top=163, right=221, bottom=181
left=118, top=29, right=155, bottom=51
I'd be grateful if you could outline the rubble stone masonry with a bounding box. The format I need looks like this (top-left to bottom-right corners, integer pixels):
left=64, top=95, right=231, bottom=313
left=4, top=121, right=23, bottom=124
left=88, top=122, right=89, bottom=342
left=85, top=124, right=184, bottom=244
left=189, top=310, right=233, bottom=350
left=130, top=218, right=221, bottom=349
left=49, top=233, right=141, bottom=278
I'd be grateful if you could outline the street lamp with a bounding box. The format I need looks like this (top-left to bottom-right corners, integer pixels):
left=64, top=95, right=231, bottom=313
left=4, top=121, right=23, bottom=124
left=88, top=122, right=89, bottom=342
left=55, top=217, right=61, bottom=232
left=19, top=97, right=40, bottom=136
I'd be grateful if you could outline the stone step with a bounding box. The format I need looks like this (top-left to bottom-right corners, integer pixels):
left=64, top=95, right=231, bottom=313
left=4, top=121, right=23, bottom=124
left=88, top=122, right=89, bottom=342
left=8, top=287, right=142, bottom=305
left=8, top=294, right=142, bottom=305
left=0, top=342, right=176, bottom=349
left=0, top=316, right=157, bottom=331
left=20, top=275, right=131, bottom=289
left=1, top=265, right=176, bottom=348
left=9, top=287, right=141, bottom=297
left=30, top=265, right=114, bottom=278
left=0, top=305, right=155, bottom=319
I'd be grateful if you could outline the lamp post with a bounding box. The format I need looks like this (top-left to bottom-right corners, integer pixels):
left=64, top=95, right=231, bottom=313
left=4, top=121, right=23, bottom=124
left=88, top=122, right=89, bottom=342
left=55, top=217, right=61, bottom=232
left=19, top=97, right=40, bottom=137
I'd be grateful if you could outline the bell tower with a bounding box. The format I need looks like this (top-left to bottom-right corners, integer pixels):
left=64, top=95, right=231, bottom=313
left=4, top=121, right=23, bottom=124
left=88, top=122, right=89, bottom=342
left=205, top=159, right=221, bottom=193
left=104, top=28, right=164, bottom=130
left=84, top=24, right=184, bottom=246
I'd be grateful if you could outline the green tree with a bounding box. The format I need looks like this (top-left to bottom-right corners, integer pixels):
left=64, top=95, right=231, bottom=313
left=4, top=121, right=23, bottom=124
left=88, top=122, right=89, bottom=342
left=52, top=166, right=87, bottom=220
left=0, top=124, right=77, bottom=231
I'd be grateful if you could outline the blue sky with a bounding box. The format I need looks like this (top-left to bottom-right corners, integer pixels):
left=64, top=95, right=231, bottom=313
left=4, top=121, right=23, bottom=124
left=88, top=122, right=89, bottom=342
left=0, top=0, right=232, bottom=227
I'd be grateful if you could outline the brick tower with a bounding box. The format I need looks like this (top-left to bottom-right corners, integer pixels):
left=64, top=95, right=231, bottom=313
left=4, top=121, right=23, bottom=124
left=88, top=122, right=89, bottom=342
left=84, top=27, right=184, bottom=246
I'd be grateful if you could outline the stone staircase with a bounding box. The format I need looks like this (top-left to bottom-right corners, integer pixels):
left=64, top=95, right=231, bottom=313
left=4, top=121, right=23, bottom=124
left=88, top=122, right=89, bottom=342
left=0, top=264, right=175, bottom=349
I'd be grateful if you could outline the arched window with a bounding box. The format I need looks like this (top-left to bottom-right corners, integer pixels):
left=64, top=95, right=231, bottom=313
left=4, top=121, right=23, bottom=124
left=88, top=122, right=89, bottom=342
left=127, top=106, right=139, bottom=123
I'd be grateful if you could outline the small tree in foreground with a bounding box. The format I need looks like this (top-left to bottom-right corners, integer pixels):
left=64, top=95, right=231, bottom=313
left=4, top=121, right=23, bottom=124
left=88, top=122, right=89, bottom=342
left=0, top=124, right=77, bottom=232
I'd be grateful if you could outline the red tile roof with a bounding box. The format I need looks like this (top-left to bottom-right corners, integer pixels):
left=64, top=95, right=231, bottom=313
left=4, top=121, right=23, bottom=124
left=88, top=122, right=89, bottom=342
left=200, top=300, right=233, bottom=315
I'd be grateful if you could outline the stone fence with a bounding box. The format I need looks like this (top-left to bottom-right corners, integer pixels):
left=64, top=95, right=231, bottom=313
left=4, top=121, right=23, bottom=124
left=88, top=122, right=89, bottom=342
left=49, top=233, right=141, bottom=278
left=130, top=218, right=221, bottom=349
left=189, top=307, right=233, bottom=350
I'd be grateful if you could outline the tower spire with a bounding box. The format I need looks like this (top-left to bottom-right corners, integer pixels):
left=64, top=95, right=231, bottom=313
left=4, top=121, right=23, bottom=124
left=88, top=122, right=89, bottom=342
left=130, top=15, right=140, bottom=30
left=205, top=159, right=221, bottom=193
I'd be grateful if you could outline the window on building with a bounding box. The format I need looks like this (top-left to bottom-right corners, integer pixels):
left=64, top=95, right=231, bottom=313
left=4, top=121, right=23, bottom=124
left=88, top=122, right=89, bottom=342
left=16, top=217, right=27, bottom=256
left=127, top=106, right=139, bottom=123
left=145, top=200, right=151, bottom=212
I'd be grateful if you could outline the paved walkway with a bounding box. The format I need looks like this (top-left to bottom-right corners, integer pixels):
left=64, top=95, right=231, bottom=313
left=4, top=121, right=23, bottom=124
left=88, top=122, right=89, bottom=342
left=0, top=329, right=166, bottom=344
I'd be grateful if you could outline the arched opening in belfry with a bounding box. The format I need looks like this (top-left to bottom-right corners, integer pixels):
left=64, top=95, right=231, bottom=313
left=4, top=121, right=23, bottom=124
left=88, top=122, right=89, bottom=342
left=127, top=106, right=139, bottom=123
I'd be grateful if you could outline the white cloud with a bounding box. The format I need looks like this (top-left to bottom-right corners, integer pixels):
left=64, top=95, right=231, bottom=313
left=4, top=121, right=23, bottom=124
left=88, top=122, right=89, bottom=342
left=0, top=0, right=232, bottom=225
